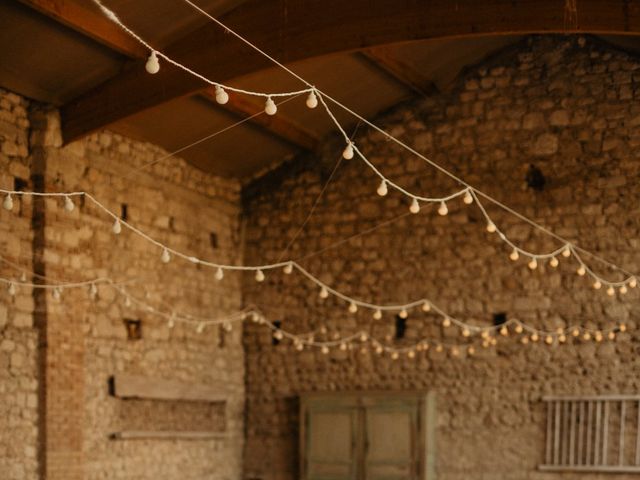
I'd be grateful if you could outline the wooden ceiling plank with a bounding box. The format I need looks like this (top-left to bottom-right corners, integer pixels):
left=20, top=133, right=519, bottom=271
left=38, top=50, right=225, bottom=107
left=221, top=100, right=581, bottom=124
left=17, top=0, right=147, bottom=58
left=60, top=0, right=640, bottom=142
left=200, top=89, right=319, bottom=151
left=359, top=48, right=437, bottom=97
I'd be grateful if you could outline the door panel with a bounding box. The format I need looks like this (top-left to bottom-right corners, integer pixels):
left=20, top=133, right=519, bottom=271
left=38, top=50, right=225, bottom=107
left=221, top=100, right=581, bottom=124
left=306, top=409, right=358, bottom=480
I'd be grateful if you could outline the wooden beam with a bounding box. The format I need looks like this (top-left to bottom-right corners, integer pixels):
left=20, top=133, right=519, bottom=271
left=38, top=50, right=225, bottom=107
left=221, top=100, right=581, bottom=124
left=111, top=374, right=226, bottom=402
left=201, top=89, right=319, bottom=151
left=17, top=0, right=147, bottom=58
left=359, top=48, right=437, bottom=97
left=61, top=0, right=640, bottom=142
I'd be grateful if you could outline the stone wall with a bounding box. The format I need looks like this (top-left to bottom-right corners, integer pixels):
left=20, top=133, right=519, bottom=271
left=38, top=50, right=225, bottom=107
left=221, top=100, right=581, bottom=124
left=0, top=89, right=245, bottom=479
left=0, top=90, right=39, bottom=479
left=242, top=36, right=640, bottom=480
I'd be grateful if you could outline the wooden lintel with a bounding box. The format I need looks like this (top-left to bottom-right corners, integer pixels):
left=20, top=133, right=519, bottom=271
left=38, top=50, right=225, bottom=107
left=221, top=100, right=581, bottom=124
left=201, top=89, right=319, bottom=151
left=111, top=374, right=226, bottom=403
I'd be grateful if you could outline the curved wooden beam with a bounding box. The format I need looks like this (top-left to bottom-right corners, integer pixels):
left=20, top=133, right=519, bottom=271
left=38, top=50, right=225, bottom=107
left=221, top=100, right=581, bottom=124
left=61, top=0, right=640, bottom=142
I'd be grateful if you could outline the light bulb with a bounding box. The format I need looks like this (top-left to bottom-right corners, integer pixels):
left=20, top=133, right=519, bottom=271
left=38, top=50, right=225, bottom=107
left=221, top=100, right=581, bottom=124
left=283, top=263, right=293, bottom=275
left=399, top=309, right=408, bottom=319
left=528, top=258, right=538, bottom=270
left=549, top=257, right=559, bottom=268
left=593, top=280, right=602, bottom=290
left=161, top=248, right=171, bottom=264
left=462, top=328, right=471, bottom=337
left=210, top=269, right=223, bottom=283
left=421, top=301, right=431, bottom=312
left=595, top=331, right=603, bottom=342
left=630, top=278, right=637, bottom=288
left=509, top=249, right=519, bottom=261
left=214, top=86, right=229, bottom=104
left=375, top=345, right=383, bottom=355
left=486, top=222, right=496, bottom=233
left=376, top=180, right=388, bottom=197
left=112, top=218, right=122, bottom=234
left=339, top=342, right=347, bottom=351
left=373, top=309, right=382, bottom=320
left=20, top=272, right=26, bottom=282
left=223, top=322, right=232, bottom=332
left=273, top=330, right=284, bottom=340
left=583, top=332, right=591, bottom=341
left=620, top=285, right=628, bottom=295
left=559, top=334, right=567, bottom=343
left=348, top=302, right=358, bottom=314
left=360, top=332, right=368, bottom=342
left=52, top=287, right=61, bottom=302
left=608, top=331, right=616, bottom=340
left=3, top=194, right=13, bottom=210
left=321, top=345, right=330, bottom=354
left=500, top=325, right=509, bottom=336
left=8, top=282, right=16, bottom=296
left=64, top=196, right=75, bottom=212
left=619, top=323, right=627, bottom=332
left=89, top=283, right=98, bottom=300
left=437, top=201, right=448, bottom=216
left=264, top=97, right=277, bottom=115
left=515, top=324, right=523, bottom=334
left=521, top=337, right=529, bottom=345
left=407, top=350, right=415, bottom=358
left=481, top=330, right=489, bottom=339
left=463, top=190, right=473, bottom=205
left=531, top=333, right=539, bottom=342
left=342, top=142, right=354, bottom=160
left=545, top=335, right=553, bottom=345
left=255, top=269, right=265, bottom=282
left=145, top=51, right=160, bottom=74
left=391, top=351, right=399, bottom=360
left=167, top=315, right=175, bottom=329
left=468, top=346, right=475, bottom=355
left=450, top=347, right=459, bottom=357
left=562, top=246, right=571, bottom=258
left=124, top=296, right=131, bottom=307
left=442, top=317, right=451, bottom=328
left=577, top=265, right=586, bottom=276
left=572, top=328, right=580, bottom=337
left=319, top=286, right=329, bottom=299
left=306, top=91, right=318, bottom=109
left=295, top=341, right=304, bottom=351
left=606, top=286, right=615, bottom=296
left=196, top=322, right=205, bottom=334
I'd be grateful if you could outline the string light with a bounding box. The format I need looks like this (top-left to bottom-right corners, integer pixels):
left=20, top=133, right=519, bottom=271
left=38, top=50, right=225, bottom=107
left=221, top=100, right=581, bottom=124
left=167, top=314, right=175, bottom=329
left=161, top=248, right=171, bottom=264
left=145, top=51, right=160, bottom=74
left=215, top=267, right=224, bottom=281
left=196, top=322, right=205, bottom=334
left=306, top=90, right=318, bottom=109
left=64, top=196, right=75, bottom=212
left=577, top=265, right=586, bottom=276
left=486, top=222, right=496, bottom=233
left=509, top=249, right=519, bottom=261
left=321, top=345, right=329, bottom=354
left=373, top=309, right=382, bottom=320
left=531, top=333, right=539, bottom=342
left=514, top=324, right=523, bottom=334
left=407, top=350, right=415, bottom=359
left=606, top=286, right=615, bottom=297
left=342, top=142, right=354, bottom=160
left=255, top=269, right=265, bottom=282
left=583, top=332, right=591, bottom=341
left=500, top=325, right=509, bottom=336
left=549, top=257, right=559, bottom=268
left=348, top=302, right=358, bottom=314
left=421, top=301, right=431, bottom=312
left=7, top=282, right=16, bottom=296
left=528, top=258, right=538, bottom=270
left=112, top=218, right=122, bottom=234
left=409, top=198, right=420, bottom=214
left=463, top=190, right=473, bottom=205
left=264, top=97, right=277, bottom=115
left=283, top=263, right=293, bottom=274
left=3, top=194, right=13, bottom=210
left=562, top=246, right=572, bottom=258
left=399, top=309, right=408, bottom=319
left=214, top=85, right=229, bottom=104
left=437, top=201, right=448, bottom=216
left=442, top=317, right=451, bottom=328
left=462, top=328, right=470, bottom=337
left=89, top=283, right=98, bottom=300
left=52, top=287, right=61, bottom=302
left=620, top=285, right=628, bottom=294
left=619, top=323, right=627, bottom=332
left=593, top=280, right=602, bottom=290
left=630, top=278, right=637, bottom=288
left=376, top=180, right=388, bottom=197
left=319, top=286, right=329, bottom=299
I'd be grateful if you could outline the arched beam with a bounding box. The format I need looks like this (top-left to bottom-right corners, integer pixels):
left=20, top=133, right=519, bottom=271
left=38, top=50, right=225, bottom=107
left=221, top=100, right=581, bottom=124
left=61, top=0, right=640, bottom=142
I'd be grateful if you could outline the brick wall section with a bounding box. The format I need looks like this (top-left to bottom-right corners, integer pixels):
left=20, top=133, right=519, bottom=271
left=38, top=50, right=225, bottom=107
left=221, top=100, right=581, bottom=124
left=0, top=90, right=39, bottom=479
left=242, top=36, right=640, bottom=480
left=0, top=89, right=245, bottom=479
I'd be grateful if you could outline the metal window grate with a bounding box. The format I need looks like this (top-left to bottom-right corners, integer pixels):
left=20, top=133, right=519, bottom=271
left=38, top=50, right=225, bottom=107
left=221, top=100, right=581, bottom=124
left=540, top=395, right=640, bottom=473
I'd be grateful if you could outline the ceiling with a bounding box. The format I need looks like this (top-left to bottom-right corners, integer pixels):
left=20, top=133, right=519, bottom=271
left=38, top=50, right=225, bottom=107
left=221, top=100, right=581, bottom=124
left=3, top=0, right=640, bottom=180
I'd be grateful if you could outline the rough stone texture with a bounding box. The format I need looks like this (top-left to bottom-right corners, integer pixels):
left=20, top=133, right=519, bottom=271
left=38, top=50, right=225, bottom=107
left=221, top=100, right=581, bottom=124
left=242, top=37, right=640, bottom=480
left=0, top=88, right=245, bottom=479
left=0, top=89, right=39, bottom=480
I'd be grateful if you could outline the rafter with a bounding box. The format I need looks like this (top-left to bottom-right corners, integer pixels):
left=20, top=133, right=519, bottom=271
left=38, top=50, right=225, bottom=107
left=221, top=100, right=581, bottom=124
left=200, top=89, right=319, bottom=151
left=359, top=48, right=437, bottom=97
left=17, top=0, right=147, bottom=57
left=56, top=0, right=640, bottom=142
